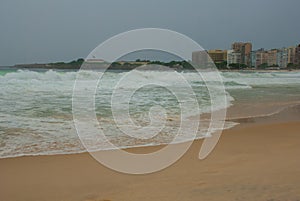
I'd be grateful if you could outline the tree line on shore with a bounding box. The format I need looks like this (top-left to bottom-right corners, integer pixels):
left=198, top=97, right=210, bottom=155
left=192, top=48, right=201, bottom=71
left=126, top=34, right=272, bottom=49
left=13, top=58, right=300, bottom=70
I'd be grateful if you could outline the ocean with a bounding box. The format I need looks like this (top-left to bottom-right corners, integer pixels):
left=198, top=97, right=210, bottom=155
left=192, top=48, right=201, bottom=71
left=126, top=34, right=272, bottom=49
left=1, top=69, right=300, bottom=158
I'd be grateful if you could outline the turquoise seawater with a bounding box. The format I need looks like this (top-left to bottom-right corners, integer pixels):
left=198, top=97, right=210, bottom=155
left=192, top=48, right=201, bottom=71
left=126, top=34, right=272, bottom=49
left=0, top=69, right=300, bottom=158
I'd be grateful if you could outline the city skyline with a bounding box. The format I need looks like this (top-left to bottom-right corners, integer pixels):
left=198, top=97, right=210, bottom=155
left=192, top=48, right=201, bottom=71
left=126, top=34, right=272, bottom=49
left=193, top=42, right=300, bottom=69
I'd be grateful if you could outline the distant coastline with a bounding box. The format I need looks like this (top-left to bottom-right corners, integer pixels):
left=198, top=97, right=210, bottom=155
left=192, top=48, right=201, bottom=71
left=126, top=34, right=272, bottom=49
left=4, top=58, right=300, bottom=71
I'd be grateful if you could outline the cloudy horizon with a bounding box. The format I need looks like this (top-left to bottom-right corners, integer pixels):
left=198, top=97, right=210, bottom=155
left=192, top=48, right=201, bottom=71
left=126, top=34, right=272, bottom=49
left=0, top=0, right=299, bottom=66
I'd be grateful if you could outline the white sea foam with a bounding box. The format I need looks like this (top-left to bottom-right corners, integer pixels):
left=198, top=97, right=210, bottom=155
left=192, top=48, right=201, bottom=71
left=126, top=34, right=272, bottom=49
left=1, top=70, right=300, bottom=158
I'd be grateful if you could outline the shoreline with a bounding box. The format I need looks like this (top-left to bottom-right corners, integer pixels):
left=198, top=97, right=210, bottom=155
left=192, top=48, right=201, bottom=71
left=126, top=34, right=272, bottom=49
left=1, top=103, right=300, bottom=201
left=226, top=101, right=300, bottom=122
left=0, top=106, right=300, bottom=201
left=1, top=103, right=299, bottom=160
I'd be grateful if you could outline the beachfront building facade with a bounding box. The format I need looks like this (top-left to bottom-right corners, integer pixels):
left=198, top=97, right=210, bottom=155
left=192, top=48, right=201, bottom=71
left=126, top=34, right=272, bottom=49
left=250, top=51, right=257, bottom=68
left=193, top=42, right=299, bottom=69
left=192, top=50, right=209, bottom=67
left=255, top=49, right=268, bottom=68
left=207, top=49, right=227, bottom=63
left=251, top=47, right=296, bottom=68
left=267, top=49, right=278, bottom=66
left=231, top=42, right=252, bottom=67
left=227, top=50, right=242, bottom=66
left=276, top=48, right=288, bottom=68
left=287, top=46, right=296, bottom=64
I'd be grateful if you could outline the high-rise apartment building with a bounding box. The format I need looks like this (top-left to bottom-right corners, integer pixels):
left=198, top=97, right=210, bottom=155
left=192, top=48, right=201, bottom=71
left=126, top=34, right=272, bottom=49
left=255, top=49, right=268, bottom=67
left=250, top=51, right=257, bottom=68
left=267, top=49, right=278, bottom=66
left=227, top=50, right=242, bottom=66
left=287, top=46, right=296, bottom=64
left=276, top=48, right=288, bottom=68
left=231, top=42, right=252, bottom=66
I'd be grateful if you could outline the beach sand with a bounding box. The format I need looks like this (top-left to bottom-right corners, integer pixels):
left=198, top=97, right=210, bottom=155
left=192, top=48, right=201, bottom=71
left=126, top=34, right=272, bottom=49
left=1, top=106, right=300, bottom=201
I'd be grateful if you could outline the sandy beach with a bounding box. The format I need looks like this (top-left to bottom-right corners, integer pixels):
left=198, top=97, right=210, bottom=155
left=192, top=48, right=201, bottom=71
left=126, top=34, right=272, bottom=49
left=1, top=0, right=300, bottom=200
left=1, top=104, right=300, bottom=201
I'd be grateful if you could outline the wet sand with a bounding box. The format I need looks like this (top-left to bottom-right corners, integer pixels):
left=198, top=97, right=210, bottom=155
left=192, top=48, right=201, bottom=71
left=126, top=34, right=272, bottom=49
left=1, top=106, right=300, bottom=201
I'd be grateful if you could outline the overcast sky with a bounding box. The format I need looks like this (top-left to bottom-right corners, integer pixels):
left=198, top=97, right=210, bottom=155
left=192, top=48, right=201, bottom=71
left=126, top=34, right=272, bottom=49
left=0, top=0, right=299, bottom=66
